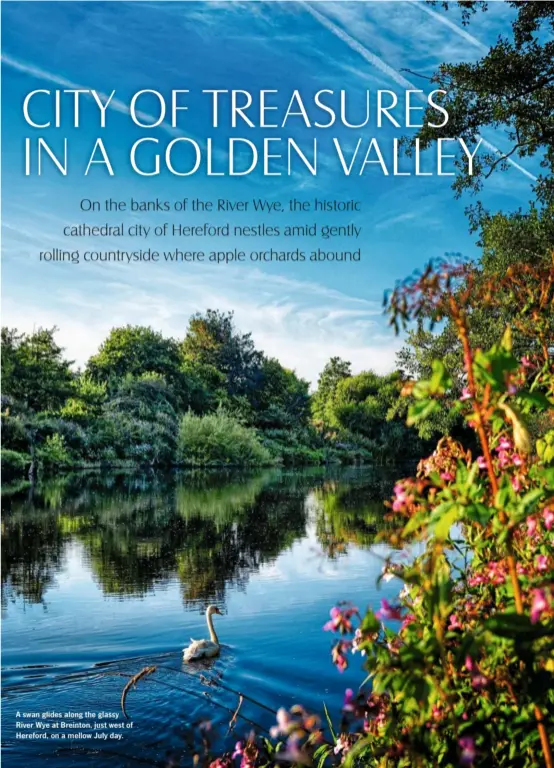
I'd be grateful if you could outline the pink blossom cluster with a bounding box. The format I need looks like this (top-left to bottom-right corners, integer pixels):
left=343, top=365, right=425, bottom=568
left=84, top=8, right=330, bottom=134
left=323, top=603, right=359, bottom=634
left=392, top=481, right=416, bottom=513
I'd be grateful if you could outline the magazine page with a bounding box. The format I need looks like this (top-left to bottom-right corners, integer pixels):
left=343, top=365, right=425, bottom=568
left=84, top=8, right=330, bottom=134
left=1, top=2, right=553, bottom=767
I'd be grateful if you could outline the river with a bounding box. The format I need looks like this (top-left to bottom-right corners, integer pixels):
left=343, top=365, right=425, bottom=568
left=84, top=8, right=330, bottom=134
left=1, top=466, right=409, bottom=767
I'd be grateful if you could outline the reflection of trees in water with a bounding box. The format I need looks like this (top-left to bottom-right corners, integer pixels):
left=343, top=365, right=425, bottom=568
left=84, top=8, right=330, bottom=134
left=1, top=466, right=405, bottom=611
left=176, top=489, right=307, bottom=606
left=312, top=467, right=404, bottom=558
left=1, top=471, right=307, bottom=609
left=1, top=514, right=66, bottom=608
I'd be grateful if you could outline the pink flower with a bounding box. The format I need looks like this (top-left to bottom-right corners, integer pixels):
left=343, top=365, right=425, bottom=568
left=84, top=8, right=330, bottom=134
left=527, top=517, right=537, bottom=537
left=210, top=758, right=233, bottom=768
left=400, top=613, right=416, bottom=632
left=270, top=708, right=291, bottom=738
left=536, top=555, right=548, bottom=572
left=498, top=450, right=511, bottom=468
left=323, top=605, right=357, bottom=634
left=464, top=655, right=475, bottom=672
left=497, top=436, right=512, bottom=452
left=507, top=382, right=518, bottom=395
left=334, top=734, right=350, bottom=756
left=392, top=482, right=414, bottom=512
left=471, top=673, right=489, bottom=691
left=460, top=387, right=472, bottom=402
left=512, top=476, right=522, bottom=492
left=543, top=507, right=554, bottom=531
left=468, top=573, right=486, bottom=587
left=342, top=688, right=355, bottom=712
left=530, top=589, right=548, bottom=624
left=521, top=355, right=533, bottom=369
left=375, top=599, right=403, bottom=621
left=511, top=453, right=523, bottom=467
left=476, top=456, right=487, bottom=470
left=323, top=606, right=341, bottom=632
left=440, top=471, right=454, bottom=482
left=459, top=736, right=476, bottom=766
left=332, top=641, right=351, bottom=672
left=448, top=614, right=462, bottom=631
left=232, top=742, right=244, bottom=759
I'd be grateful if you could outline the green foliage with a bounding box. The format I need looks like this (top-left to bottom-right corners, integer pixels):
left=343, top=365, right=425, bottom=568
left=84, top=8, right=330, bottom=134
left=413, top=3, right=554, bottom=206
left=396, top=1, right=554, bottom=439
left=311, top=357, right=352, bottom=426
left=59, top=375, right=107, bottom=420
left=1, top=326, right=74, bottom=412
left=244, top=263, right=554, bottom=768
left=178, top=410, right=273, bottom=467
left=314, top=368, right=428, bottom=463
left=36, top=434, right=72, bottom=469
left=1, top=449, right=31, bottom=478
left=252, top=357, right=311, bottom=430
left=182, top=310, right=264, bottom=402
left=86, top=324, right=204, bottom=411
left=97, top=374, right=179, bottom=465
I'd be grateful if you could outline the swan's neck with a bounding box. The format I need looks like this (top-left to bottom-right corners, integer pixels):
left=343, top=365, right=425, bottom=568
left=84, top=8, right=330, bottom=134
left=207, top=611, right=219, bottom=644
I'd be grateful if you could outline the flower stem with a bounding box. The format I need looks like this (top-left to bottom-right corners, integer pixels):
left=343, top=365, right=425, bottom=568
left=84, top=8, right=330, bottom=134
left=454, top=306, right=553, bottom=768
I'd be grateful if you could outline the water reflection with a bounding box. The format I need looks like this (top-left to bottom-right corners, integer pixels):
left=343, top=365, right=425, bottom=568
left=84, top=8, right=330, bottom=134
left=1, top=467, right=402, bottom=613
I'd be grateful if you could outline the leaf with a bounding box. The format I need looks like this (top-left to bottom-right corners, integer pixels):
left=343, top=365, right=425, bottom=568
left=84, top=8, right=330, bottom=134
left=498, top=403, right=532, bottom=454
left=465, top=503, right=493, bottom=526
left=501, top=325, right=513, bottom=352
left=322, top=702, right=336, bottom=743
left=361, top=611, right=380, bottom=633
left=485, top=613, right=554, bottom=640
left=407, top=398, right=439, bottom=426
left=429, top=359, right=452, bottom=394
left=513, top=488, right=544, bottom=522
left=517, top=391, right=553, bottom=410
left=434, top=506, right=460, bottom=540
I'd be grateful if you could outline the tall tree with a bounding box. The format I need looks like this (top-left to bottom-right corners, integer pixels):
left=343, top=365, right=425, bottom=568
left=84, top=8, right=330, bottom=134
left=182, top=310, right=264, bottom=401
left=86, top=325, right=203, bottom=410
left=312, top=357, right=352, bottom=426
left=252, top=357, right=311, bottom=430
left=1, top=326, right=74, bottom=412
left=396, top=1, right=554, bottom=436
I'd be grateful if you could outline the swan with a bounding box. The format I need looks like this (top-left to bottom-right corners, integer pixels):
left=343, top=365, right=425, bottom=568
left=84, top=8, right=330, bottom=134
left=183, top=605, right=223, bottom=661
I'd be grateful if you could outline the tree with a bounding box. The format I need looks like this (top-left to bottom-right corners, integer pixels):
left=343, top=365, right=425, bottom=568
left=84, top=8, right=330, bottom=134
left=182, top=310, right=264, bottom=402
left=1, top=326, right=74, bottom=412
left=396, top=1, right=554, bottom=437
left=252, top=357, right=311, bottom=430
left=87, top=325, right=181, bottom=384
left=413, top=2, right=554, bottom=206
left=86, top=325, right=200, bottom=410
left=312, top=357, right=352, bottom=427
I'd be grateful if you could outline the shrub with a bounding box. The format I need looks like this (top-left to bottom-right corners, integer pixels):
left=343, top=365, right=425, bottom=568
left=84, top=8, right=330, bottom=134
left=178, top=410, right=273, bottom=466
left=36, top=433, right=73, bottom=469
left=1, top=449, right=31, bottom=478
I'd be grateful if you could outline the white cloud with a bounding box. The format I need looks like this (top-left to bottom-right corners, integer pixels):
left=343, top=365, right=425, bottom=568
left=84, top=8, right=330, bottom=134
left=2, top=263, right=400, bottom=386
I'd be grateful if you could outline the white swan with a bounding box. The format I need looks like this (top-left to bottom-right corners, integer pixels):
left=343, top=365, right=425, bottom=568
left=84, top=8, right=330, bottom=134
left=183, top=605, right=223, bottom=661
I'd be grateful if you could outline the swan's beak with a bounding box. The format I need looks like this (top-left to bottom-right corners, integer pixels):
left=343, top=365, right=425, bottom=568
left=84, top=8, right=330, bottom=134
left=214, top=607, right=223, bottom=615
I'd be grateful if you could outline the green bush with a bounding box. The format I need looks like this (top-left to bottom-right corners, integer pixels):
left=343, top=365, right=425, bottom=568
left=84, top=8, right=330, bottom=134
left=36, top=433, right=73, bottom=469
left=1, top=449, right=31, bottom=478
left=178, top=410, right=273, bottom=466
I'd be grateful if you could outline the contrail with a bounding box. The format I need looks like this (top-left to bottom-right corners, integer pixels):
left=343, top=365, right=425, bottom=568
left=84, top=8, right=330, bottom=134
left=303, top=2, right=537, bottom=182
left=1, top=53, right=181, bottom=137
left=409, top=1, right=488, bottom=53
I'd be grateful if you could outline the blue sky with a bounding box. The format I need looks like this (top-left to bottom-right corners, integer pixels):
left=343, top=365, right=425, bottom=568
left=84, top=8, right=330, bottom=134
left=1, top=1, right=538, bottom=385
